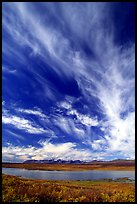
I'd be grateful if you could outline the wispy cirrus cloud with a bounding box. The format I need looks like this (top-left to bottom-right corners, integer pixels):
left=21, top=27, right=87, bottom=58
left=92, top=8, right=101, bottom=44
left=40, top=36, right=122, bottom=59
left=2, top=114, right=46, bottom=134
left=17, top=108, right=48, bottom=119
left=54, top=116, right=85, bottom=138
left=2, top=105, right=47, bottom=135
left=2, top=66, right=17, bottom=74
left=5, top=130, right=25, bottom=141
left=2, top=2, right=135, bottom=161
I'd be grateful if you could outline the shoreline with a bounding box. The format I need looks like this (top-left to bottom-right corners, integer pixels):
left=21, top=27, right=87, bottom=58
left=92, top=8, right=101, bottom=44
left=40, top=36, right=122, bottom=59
left=2, top=173, right=135, bottom=183
left=2, top=166, right=135, bottom=171
left=2, top=163, right=135, bottom=171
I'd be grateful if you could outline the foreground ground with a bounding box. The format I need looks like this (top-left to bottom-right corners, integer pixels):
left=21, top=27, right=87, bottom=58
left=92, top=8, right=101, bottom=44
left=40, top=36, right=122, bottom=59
left=2, top=174, right=135, bottom=202
left=2, top=160, right=135, bottom=171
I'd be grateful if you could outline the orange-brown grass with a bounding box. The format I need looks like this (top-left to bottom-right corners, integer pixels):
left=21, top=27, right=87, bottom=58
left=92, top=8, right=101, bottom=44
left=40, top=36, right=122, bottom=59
left=2, top=161, right=135, bottom=171
left=2, top=174, right=135, bottom=202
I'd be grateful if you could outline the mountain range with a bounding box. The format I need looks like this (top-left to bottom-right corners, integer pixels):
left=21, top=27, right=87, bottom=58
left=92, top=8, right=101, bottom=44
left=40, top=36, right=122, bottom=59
left=23, top=159, right=134, bottom=165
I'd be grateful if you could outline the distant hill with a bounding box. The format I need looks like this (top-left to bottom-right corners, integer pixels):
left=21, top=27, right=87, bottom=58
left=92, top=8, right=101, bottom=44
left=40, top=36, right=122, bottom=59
left=23, top=159, right=84, bottom=164
left=23, top=159, right=135, bottom=165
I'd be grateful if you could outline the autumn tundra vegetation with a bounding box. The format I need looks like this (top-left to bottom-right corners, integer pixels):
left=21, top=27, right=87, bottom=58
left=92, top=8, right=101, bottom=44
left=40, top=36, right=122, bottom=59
left=2, top=174, right=135, bottom=202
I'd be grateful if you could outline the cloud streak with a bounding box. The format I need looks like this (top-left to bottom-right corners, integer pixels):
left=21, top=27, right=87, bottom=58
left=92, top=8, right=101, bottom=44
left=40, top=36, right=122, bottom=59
left=2, top=111, right=46, bottom=134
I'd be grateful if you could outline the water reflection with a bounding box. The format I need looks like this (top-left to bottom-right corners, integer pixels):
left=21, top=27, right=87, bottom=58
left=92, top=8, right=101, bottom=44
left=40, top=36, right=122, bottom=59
left=2, top=168, right=135, bottom=181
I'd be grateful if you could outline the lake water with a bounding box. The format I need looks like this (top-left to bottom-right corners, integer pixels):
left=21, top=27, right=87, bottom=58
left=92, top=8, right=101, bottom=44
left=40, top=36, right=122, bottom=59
left=2, top=168, right=135, bottom=182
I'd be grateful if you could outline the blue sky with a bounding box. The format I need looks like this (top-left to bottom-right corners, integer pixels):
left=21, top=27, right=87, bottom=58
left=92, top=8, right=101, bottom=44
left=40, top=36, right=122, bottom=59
left=2, top=2, right=135, bottom=162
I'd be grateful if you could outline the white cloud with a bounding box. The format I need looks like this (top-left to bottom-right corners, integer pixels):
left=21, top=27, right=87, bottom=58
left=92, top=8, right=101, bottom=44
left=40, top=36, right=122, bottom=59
left=2, top=140, right=108, bottom=162
left=59, top=101, right=72, bottom=110
left=2, top=115, right=46, bottom=134
left=70, top=29, right=135, bottom=159
left=106, top=112, right=135, bottom=157
left=54, top=116, right=85, bottom=138
left=2, top=2, right=75, bottom=78
left=91, top=139, right=106, bottom=151
left=54, top=117, right=71, bottom=134
left=2, top=101, right=5, bottom=106
left=68, top=109, right=99, bottom=127
left=68, top=119, right=85, bottom=137
left=17, top=108, right=47, bottom=119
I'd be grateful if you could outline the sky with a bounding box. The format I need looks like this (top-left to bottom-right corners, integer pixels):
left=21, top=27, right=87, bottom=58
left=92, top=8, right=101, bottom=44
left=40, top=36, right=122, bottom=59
left=2, top=2, right=135, bottom=162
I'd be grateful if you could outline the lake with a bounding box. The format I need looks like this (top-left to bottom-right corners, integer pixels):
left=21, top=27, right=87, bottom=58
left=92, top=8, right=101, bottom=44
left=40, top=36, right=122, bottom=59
left=2, top=167, right=135, bottom=182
